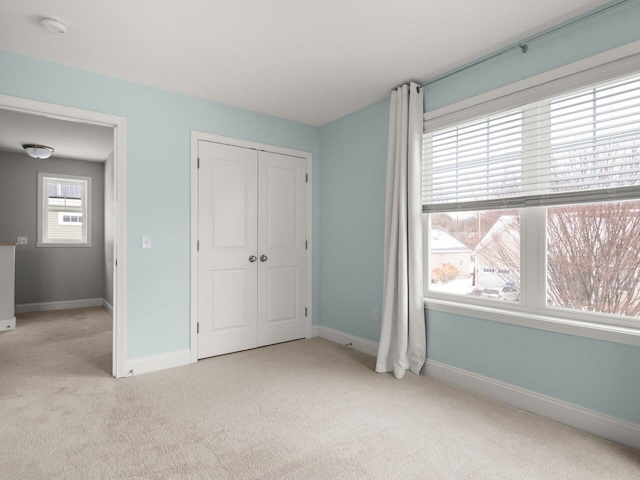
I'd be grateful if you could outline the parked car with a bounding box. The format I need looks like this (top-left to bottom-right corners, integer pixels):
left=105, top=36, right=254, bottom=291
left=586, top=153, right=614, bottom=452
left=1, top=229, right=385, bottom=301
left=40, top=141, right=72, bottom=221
left=481, top=283, right=520, bottom=302
left=481, top=288, right=500, bottom=299
left=499, top=285, right=520, bottom=302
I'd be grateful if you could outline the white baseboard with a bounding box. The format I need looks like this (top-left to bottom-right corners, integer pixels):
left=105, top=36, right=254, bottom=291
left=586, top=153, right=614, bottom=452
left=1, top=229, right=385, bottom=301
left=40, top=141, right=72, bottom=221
left=15, top=298, right=104, bottom=314
left=1, top=317, right=16, bottom=331
left=424, top=359, right=640, bottom=451
left=314, top=325, right=379, bottom=357
left=124, top=349, right=191, bottom=377
left=314, top=325, right=640, bottom=451
left=102, top=299, right=113, bottom=316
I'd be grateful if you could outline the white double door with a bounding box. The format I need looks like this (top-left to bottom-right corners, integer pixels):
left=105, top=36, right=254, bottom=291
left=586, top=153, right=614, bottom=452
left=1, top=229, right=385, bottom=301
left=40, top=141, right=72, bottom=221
left=197, top=140, right=307, bottom=359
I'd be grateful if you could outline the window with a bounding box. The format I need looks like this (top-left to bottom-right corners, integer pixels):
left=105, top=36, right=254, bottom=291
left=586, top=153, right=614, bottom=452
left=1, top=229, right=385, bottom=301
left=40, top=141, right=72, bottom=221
left=423, top=68, right=640, bottom=331
left=37, top=173, right=92, bottom=246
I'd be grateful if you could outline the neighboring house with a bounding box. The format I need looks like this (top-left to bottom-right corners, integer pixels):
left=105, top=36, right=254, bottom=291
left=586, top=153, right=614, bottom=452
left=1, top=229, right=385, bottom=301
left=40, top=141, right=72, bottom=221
left=46, top=182, right=84, bottom=241
left=426, top=225, right=472, bottom=279
left=473, top=215, right=520, bottom=293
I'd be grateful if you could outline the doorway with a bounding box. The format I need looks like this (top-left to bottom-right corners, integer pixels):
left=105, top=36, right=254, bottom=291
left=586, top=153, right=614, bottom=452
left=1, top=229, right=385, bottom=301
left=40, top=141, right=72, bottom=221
left=0, top=94, right=127, bottom=377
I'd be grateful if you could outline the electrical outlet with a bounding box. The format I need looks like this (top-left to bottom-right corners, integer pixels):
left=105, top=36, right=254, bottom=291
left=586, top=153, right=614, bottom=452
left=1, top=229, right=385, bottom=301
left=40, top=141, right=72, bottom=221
left=141, top=235, right=151, bottom=249
left=17, top=237, right=27, bottom=245
left=373, top=309, right=379, bottom=322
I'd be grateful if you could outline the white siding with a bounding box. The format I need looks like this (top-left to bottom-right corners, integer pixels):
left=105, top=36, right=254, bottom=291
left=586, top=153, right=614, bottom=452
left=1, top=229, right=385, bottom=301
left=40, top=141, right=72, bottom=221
left=47, top=211, right=82, bottom=240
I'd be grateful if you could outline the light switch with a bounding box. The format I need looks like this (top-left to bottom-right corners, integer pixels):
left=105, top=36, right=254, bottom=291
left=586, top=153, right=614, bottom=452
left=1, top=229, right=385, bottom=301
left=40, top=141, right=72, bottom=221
left=141, top=235, right=151, bottom=249
left=17, top=237, right=28, bottom=245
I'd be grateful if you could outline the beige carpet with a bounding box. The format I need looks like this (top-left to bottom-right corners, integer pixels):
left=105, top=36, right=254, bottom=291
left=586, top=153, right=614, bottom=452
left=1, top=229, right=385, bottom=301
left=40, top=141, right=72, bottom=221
left=1, top=308, right=638, bottom=480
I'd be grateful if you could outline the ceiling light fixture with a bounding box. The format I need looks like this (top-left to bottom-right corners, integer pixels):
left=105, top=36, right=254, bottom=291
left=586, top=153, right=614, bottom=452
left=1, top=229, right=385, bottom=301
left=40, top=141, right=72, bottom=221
left=23, top=144, right=54, bottom=159
left=40, top=17, right=67, bottom=35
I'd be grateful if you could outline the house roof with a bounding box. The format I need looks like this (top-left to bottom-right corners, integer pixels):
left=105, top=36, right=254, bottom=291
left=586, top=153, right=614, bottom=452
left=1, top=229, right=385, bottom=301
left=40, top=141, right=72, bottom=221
left=474, top=215, right=519, bottom=253
left=430, top=227, right=471, bottom=253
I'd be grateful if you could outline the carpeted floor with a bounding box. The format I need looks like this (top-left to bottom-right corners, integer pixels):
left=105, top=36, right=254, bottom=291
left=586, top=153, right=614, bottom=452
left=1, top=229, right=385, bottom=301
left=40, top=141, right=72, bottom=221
left=1, top=308, right=638, bottom=479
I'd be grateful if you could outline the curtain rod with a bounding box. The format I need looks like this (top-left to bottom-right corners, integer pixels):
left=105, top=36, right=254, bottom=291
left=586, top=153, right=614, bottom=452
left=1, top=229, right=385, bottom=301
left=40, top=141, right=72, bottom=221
left=420, top=0, right=634, bottom=88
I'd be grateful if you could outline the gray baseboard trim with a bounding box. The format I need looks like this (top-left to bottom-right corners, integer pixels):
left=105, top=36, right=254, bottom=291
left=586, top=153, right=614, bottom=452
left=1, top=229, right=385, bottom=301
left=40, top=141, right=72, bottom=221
left=16, top=298, right=104, bottom=314
left=102, top=299, right=113, bottom=316
left=424, top=359, right=640, bottom=451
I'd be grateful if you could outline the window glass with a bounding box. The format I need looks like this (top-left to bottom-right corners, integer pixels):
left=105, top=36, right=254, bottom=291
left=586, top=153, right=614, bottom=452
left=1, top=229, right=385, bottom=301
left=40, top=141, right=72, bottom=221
left=547, top=200, right=640, bottom=317
left=427, top=209, right=520, bottom=302
left=38, top=174, right=90, bottom=246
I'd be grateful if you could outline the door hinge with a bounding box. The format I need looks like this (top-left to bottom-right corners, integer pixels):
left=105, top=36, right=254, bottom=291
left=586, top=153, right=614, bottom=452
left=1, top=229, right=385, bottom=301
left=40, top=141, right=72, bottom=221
left=305, top=240, right=308, bottom=250
left=305, top=307, right=308, bottom=317
left=115, top=259, right=118, bottom=267
left=197, top=322, right=200, bottom=334
left=197, top=240, right=200, bottom=251
left=197, top=157, right=200, bottom=169
left=305, top=173, right=308, bottom=183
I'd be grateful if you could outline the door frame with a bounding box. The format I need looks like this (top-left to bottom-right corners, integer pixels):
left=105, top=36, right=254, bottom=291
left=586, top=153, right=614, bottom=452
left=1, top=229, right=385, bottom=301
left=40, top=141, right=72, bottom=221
left=189, top=131, right=313, bottom=363
left=0, top=94, right=128, bottom=378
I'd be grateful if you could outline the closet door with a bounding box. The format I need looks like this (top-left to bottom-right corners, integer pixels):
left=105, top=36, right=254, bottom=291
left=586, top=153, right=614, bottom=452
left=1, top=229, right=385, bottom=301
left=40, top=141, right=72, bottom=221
left=257, top=151, right=307, bottom=346
left=197, top=141, right=258, bottom=358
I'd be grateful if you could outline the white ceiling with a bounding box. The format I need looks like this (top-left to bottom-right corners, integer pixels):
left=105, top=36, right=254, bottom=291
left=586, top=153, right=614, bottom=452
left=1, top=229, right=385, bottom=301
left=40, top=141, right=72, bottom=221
left=0, top=0, right=611, bottom=126
left=0, top=109, right=113, bottom=162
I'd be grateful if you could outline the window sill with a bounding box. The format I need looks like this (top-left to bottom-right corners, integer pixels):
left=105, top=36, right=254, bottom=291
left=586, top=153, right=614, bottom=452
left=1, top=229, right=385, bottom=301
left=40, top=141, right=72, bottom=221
left=424, top=297, right=640, bottom=347
left=37, top=242, right=92, bottom=248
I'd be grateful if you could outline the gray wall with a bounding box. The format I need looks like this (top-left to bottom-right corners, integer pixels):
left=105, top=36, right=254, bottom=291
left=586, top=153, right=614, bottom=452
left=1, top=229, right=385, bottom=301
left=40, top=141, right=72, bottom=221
left=0, top=151, right=105, bottom=305
left=103, top=152, right=114, bottom=306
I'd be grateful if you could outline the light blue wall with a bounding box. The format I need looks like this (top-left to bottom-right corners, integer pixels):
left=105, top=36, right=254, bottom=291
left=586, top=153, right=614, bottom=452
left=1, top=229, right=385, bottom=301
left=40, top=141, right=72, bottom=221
left=427, top=311, right=640, bottom=424
left=425, top=0, right=640, bottom=112
left=318, top=1, right=640, bottom=423
left=319, top=99, right=389, bottom=340
left=0, top=50, right=320, bottom=359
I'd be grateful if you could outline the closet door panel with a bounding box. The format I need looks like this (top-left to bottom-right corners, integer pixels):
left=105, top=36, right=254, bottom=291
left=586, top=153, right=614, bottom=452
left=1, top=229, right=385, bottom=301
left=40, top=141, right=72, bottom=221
left=197, top=140, right=258, bottom=359
left=257, top=151, right=307, bottom=346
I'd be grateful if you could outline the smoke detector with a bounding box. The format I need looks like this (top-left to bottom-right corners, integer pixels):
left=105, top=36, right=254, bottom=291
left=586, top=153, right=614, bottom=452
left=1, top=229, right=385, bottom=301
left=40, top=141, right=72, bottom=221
left=40, top=17, right=67, bottom=35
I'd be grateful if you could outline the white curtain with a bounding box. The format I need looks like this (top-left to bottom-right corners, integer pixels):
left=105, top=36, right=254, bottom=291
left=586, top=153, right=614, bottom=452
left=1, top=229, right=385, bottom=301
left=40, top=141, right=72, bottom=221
left=375, top=82, right=426, bottom=379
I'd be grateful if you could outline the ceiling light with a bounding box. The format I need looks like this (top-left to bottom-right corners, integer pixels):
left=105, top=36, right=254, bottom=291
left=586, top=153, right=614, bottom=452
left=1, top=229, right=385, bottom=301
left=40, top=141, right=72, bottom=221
left=40, top=17, right=67, bottom=35
left=23, top=144, right=54, bottom=159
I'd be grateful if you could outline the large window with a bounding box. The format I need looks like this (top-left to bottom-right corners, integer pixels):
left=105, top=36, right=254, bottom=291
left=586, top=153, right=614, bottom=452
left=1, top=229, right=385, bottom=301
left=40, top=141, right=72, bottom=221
left=423, top=69, right=640, bottom=330
left=37, top=173, right=92, bottom=247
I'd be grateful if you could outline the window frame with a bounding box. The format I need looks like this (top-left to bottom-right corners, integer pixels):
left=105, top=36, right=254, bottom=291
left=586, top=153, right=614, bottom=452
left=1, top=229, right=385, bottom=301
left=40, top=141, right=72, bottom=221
left=423, top=45, right=640, bottom=346
left=37, top=172, right=92, bottom=247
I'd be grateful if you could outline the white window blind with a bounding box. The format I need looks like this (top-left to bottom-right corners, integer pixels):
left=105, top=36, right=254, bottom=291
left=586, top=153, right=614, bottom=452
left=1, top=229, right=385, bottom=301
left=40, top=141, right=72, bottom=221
left=423, top=71, right=640, bottom=212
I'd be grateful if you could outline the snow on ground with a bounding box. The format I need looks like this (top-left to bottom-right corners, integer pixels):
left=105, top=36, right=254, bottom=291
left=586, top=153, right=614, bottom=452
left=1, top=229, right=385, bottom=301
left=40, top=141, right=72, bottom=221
left=429, top=277, right=475, bottom=296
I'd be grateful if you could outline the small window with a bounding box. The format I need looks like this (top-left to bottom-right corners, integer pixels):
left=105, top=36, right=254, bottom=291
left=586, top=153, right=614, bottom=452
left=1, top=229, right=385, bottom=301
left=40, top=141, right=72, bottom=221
left=37, top=173, right=92, bottom=247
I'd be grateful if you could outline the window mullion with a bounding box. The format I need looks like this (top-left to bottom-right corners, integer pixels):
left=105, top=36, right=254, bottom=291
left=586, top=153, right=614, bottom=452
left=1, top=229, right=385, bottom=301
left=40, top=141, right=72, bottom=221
left=521, top=206, right=546, bottom=310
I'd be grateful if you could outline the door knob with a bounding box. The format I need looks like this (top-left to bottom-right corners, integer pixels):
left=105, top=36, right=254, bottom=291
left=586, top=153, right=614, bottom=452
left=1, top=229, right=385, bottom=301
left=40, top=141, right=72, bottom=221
left=260, top=255, right=268, bottom=262
left=249, top=255, right=257, bottom=263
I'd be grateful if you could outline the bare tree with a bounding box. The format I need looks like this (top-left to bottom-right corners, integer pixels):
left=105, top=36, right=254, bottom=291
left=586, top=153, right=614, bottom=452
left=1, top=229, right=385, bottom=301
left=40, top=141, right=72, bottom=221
left=547, top=202, right=640, bottom=317
left=473, top=214, right=521, bottom=288
left=431, top=210, right=517, bottom=250
left=470, top=202, right=640, bottom=316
